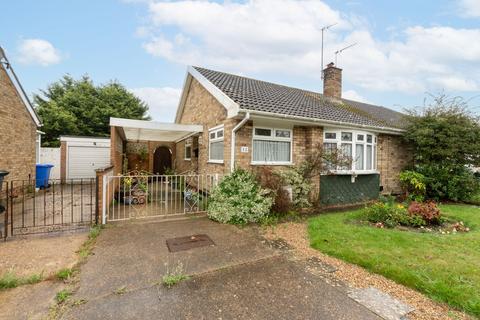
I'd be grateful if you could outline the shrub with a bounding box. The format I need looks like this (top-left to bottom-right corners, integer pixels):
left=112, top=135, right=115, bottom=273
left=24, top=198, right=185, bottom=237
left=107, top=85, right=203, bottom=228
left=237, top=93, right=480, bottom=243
left=208, top=169, right=273, bottom=224
left=255, top=167, right=291, bottom=214
left=277, top=166, right=312, bottom=208
left=407, top=201, right=441, bottom=225
left=363, top=202, right=409, bottom=228
left=399, top=170, right=426, bottom=202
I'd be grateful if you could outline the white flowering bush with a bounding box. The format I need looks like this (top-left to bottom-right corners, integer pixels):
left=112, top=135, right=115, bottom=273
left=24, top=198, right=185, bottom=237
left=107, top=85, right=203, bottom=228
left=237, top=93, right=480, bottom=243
left=278, top=166, right=313, bottom=208
left=208, top=169, right=273, bottom=224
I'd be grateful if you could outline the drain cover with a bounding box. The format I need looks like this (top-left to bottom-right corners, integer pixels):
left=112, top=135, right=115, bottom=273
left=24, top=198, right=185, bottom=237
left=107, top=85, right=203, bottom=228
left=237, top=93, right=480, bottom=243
left=166, top=234, right=215, bottom=252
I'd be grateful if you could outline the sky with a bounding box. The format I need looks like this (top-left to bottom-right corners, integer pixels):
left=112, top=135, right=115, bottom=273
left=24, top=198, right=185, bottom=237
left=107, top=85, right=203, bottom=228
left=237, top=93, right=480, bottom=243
left=1, top=0, right=479, bottom=121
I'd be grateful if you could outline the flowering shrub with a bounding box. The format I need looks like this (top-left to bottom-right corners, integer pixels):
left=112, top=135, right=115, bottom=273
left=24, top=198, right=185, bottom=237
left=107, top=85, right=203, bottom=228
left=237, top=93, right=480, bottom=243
left=363, top=202, right=410, bottom=228
left=207, top=169, right=273, bottom=224
left=407, top=201, right=441, bottom=225
left=277, top=166, right=312, bottom=208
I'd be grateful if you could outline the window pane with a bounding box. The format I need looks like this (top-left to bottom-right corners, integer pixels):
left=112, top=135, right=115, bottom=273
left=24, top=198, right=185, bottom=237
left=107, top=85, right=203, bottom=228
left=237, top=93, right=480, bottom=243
left=185, top=146, right=191, bottom=159
left=254, top=128, right=272, bottom=136
left=340, top=143, right=352, bottom=170
left=210, top=132, right=216, bottom=139
left=341, top=132, right=352, bottom=141
left=275, top=129, right=291, bottom=138
left=367, top=134, right=373, bottom=143
left=373, top=145, right=377, bottom=169
left=323, top=142, right=337, bottom=154
left=355, top=144, right=364, bottom=170
left=253, top=140, right=290, bottom=162
left=217, top=130, right=224, bottom=138
left=357, top=134, right=364, bottom=141
left=210, top=141, right=224, bottom=161
left=325, top=132, right=336, bottom=140
left=366, top=145, right=372, bottom=170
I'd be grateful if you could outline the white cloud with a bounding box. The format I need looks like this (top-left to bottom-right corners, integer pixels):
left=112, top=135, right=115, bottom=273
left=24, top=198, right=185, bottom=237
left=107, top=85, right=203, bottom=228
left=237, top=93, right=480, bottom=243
left=130, top=87, right=182, bottom=121
left=459, top=0, right=480, bottom=18
left=17, top=39, right=62, bottom=66
left=343, top=90, right=371, bottom=104
left=137, top=0, right=480, bottom=96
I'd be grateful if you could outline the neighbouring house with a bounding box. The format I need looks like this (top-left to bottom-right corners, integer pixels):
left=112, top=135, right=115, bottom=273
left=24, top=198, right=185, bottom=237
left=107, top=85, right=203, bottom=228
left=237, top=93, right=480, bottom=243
left=0, top=47, right=42, bottom=182
left=110, top=63, right=412, bottom=206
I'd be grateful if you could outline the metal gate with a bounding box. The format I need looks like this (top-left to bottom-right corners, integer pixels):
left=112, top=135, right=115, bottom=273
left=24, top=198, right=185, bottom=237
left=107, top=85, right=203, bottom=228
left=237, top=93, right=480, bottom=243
left=103, top=174, right=221, bottom=222
left=1, top=179, right=96, bottom=239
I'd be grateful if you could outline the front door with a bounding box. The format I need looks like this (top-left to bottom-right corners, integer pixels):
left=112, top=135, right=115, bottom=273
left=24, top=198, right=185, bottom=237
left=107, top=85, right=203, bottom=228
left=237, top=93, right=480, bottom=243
left=153, top=146, right=172, bottom=175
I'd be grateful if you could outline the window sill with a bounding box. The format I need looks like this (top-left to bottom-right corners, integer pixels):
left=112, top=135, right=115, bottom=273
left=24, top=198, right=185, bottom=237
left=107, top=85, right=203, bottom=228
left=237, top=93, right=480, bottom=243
left=251, top=162, right=293, bottom=166
left=184, top=158, right=191, bottom=161
left=208, top=160, right=224, bottom=164
left=321, top=170, right=379, bottom=175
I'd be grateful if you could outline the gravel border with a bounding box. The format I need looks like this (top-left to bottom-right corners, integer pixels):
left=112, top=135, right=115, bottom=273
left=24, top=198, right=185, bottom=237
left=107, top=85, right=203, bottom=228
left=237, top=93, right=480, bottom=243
left=262, top=222, right=471, bottom=320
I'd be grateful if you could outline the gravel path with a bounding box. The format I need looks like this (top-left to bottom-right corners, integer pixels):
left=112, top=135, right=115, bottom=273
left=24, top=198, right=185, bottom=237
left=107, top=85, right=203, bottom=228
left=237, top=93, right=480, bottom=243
left=262, top=222, right=471, bottom=320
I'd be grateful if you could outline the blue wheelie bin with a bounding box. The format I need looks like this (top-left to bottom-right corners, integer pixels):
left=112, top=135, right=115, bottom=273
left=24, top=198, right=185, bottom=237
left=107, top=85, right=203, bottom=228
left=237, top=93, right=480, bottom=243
left=36, top=164, right=54, bottom=189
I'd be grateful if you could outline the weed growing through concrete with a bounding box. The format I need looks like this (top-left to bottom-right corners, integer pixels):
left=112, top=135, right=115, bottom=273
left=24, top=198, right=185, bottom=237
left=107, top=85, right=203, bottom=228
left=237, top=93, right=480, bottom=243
left=56, top=289, right=72, bottom=304
left=56, top=268, right=74, bottom=281
left=77, top=225, right=102, bottom=259
left=0, top=271, right=43, bottom=289
left=114, top=285, right=127, bottom=295
left=162, top=261, right=189, bottom=288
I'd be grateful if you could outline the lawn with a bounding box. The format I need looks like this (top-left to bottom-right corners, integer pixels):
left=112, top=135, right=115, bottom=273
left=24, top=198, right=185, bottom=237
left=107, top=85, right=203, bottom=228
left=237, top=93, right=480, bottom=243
left=308, top=204, right=480, bottom=317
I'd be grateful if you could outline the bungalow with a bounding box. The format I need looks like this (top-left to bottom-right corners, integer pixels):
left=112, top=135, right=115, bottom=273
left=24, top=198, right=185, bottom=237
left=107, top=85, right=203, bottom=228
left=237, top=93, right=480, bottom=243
left=110, top=63, right=411, bottom=206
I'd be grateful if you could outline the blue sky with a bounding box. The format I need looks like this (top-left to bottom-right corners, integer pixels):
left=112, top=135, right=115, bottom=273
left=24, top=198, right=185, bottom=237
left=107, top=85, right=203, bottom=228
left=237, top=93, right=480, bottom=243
left=1, top=0, right=479, bottom=121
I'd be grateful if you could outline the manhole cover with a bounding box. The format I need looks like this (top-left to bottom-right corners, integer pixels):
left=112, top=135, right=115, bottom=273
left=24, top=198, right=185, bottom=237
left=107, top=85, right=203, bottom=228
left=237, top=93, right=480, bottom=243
left=166, top=234, right=215, bottom=252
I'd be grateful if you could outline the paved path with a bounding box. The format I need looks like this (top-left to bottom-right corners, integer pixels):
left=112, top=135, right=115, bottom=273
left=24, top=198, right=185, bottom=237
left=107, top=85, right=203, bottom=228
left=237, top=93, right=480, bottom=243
left=62, top=217, right=381, bottom=320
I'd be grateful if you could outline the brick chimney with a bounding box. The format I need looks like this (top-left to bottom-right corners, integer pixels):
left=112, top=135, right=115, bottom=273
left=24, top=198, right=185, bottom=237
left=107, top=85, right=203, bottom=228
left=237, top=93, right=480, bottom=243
left=323, top=62, right=342, bottom=99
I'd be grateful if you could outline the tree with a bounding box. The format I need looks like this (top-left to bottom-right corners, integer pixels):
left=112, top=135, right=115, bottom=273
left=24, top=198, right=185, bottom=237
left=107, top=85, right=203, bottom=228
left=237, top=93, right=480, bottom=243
left=403, top=94, right=480, bottom=201
left=35, top=75, right=150, bottom=146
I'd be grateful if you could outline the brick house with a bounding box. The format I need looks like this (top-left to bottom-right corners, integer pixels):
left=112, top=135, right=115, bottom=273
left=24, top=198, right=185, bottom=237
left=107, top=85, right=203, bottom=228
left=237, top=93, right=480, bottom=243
left=0, top=48, right=42, bottom=182
left=111, top=63, right=411, bottom=205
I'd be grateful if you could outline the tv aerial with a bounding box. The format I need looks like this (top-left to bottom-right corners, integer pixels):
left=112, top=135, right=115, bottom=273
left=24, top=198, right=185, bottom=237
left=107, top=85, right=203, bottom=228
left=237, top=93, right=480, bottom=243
left=334, top=43, right=357, bottom=66
left=321, top=23, right=337, bottom=80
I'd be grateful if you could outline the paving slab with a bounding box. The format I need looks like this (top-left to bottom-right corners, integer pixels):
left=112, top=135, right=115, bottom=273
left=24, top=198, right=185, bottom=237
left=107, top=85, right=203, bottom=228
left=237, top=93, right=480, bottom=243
left=348, top=287, right=415, bottom=320
left=64, top=255, right=381, bottom=320
left=74, top=217, right=278, bottom=299
left=0, top=281, right=64, bottom=320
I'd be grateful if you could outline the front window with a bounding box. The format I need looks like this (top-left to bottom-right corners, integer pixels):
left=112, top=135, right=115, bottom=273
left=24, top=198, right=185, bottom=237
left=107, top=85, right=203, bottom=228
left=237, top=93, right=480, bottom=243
left=184, top=138, right=192, bottom=160
left=323, top=129, right=377, bottom=173
left=252, top=127, right=292, bottom=164
left=209, top=126, right=224, bottom=163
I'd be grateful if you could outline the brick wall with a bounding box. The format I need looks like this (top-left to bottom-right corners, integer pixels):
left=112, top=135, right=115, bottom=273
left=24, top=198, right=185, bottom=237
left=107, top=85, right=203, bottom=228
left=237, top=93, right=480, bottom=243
left=110, top=126, right=124, bottom=175
left=377, top=134, right=413, bottom=194
left=0, top=64, right=37, bottom=182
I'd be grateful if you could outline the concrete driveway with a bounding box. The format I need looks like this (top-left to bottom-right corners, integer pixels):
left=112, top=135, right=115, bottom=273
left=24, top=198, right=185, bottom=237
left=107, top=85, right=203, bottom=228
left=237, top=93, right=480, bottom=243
left=62, top=217, right=380, bottom=320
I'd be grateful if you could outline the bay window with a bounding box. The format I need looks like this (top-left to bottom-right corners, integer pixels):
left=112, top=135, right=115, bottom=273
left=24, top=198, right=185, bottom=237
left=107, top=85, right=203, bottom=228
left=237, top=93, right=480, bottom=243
left=209, top=126, right=224, bottom=163
left=252, top=127, right=292, bottom=164
left=323, top=129, right=377, bottom=173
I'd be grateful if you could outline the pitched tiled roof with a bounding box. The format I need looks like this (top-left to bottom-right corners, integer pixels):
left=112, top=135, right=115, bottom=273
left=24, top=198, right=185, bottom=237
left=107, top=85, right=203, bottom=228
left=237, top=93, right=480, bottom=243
left=193, top=66, right=405, bottom=130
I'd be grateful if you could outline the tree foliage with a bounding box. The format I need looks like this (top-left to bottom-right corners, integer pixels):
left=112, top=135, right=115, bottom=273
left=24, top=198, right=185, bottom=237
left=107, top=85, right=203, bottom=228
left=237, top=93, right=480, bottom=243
left=403, top=95, right=480, bottom=201
left=35, top=75, right=150, bottom=146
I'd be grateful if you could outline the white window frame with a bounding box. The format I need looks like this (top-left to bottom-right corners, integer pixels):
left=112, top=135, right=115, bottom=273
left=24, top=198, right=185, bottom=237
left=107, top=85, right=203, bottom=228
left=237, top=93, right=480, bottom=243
left=208, top=125, right=224, bottom=164
left=184, top=138, right=192, bottom=161
left=251, top=127, right=293, bottom=165
left=323, top=128, right=378, bottom=174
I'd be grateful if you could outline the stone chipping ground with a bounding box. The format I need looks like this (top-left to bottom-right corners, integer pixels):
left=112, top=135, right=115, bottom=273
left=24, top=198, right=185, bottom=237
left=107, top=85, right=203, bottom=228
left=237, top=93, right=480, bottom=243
left=262, top=222, right=471, bottom=320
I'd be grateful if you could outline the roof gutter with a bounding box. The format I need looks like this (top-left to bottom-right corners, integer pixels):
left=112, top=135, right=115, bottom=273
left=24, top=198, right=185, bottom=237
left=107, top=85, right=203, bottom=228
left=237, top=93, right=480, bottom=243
left=237, top=109, right=405, bottom=135
left=230, top=112, right=250, bottom=172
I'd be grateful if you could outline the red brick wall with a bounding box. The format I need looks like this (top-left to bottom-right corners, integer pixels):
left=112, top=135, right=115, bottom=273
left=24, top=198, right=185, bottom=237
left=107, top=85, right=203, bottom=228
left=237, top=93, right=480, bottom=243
left=0, top=64, right=37, bottom=182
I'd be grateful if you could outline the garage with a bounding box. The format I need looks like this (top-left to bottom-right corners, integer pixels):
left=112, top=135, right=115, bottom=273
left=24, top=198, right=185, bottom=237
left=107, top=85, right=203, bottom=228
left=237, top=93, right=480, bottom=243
left=60, top=136, right=111, bottom=180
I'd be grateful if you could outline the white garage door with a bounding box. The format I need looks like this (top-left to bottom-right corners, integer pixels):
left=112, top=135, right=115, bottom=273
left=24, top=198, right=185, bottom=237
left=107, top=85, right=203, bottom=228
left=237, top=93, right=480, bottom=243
left=67, top=146, right=110, bottom=179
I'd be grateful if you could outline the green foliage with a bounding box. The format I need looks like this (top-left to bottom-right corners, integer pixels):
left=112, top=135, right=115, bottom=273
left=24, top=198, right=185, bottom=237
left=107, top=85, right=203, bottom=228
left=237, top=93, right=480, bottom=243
left=56, top=268, right=74, bottom=281
left=403, top=95, right=480, bottom=201
left=208, top=169, right=273, bottom=224
left=35, top=75, right=150, bottom=146
left=55, top=289, right=72, bottom=303
left=399, top=170, right=426, bottom=202
left=277, top=166, right=312, bottom=208
left=363, top=202, right=412, bottom=228
left=0, top=272, right=43, bottom=290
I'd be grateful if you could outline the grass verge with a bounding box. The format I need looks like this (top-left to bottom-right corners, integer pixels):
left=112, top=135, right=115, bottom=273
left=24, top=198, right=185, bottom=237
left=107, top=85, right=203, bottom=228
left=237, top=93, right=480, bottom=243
left=308, top=204, right=480, bottom=317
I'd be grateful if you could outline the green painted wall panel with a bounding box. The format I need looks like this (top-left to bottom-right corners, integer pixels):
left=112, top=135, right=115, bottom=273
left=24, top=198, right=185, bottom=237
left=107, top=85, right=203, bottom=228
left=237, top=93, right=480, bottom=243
left=320, top=174, right=380, bottom=205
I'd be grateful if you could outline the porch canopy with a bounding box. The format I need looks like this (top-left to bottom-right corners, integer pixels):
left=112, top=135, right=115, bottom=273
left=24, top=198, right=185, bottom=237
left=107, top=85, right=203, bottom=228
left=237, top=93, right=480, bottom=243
left=110, top=117, right=203, bottom=142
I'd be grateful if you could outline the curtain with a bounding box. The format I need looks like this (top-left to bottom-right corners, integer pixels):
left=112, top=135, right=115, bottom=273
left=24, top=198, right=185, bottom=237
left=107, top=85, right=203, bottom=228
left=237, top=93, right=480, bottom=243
left=355, top=144, right=364, bottom=170
left=210, top=141, right=224, bottom=160
left=253, top=140, right=290, bottom=162
left=366, top=145, right=372, bottom=170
